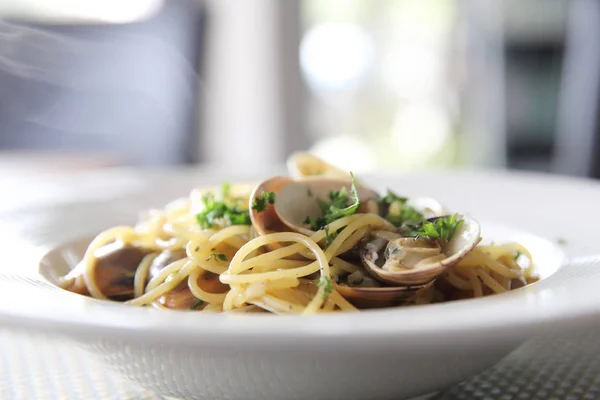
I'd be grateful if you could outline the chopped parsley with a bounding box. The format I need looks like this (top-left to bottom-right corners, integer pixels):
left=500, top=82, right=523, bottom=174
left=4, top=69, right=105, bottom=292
left=380, top=189, right=424, bottom=227
left=317, top=276, right=334, bottom=301
left=381, top=189, right=408, bottom=205
left=206, top=252, right=227, bottom=262
left=304, top=172, right=360, bottom=230
left=401, top=214, right=463, bottom=241
left=190, top=300, right=205, bottom=310
left=324, top=225, right=338, bottom=249
left=251, top=191, right=276, bottom=212
left=557, top=237, right=567, bottom=246
left=386, top=206, right=425, bottom=227
left=513, top=251, right=522, bottom=261
left=307, top=188, right=313, bottom=197
left=196, top=191, right=251, bottom=229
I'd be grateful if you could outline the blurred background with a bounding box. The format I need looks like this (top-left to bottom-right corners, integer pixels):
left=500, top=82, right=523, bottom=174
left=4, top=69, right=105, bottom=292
left=0, top=0, right=598, bottom=177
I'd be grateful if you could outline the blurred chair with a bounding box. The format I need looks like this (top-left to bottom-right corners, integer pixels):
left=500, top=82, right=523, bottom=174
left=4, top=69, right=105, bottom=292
left=0, top=0, right=205, bottom=166
left=553, top=0, right=600, bottom=178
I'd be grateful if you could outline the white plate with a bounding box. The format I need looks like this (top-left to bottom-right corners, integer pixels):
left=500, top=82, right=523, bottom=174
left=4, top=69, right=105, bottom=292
left=0, top=167, right=599, bottom=400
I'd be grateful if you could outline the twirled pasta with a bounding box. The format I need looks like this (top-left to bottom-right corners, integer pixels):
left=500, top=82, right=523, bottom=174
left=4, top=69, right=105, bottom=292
left=59, top=156, right=538, bottom=314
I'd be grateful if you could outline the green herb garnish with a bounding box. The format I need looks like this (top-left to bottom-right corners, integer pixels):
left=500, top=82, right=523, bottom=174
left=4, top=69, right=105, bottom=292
left=307, top=188, right=313, bottom=197
left=206, top=252, right=227, bottom=262
left=513, top=251, right=522, bottom=261
left=190, top=300, right=205, bottom=310
left=251, top=191, right=276, bottom=212
left=380, top=189, right=424, bottom=227
left=304, top=172, right=360, bottom=230
left=317, top=276, right=334, bottom=301
left=386, top=206, right=425, bottom=227
left=402, top=214, right=463, bottom=241
left=324, top=225, right=338, bottom=249
left=557, top=238, right=567, bottom=246
left=381, top=189, right=408, bottom=205
left=196, top=191, right=250, bottom=229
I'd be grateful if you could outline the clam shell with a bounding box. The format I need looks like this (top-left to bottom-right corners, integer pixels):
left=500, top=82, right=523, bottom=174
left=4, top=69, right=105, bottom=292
left=361, top=215, right=481, bottom=286
left=248, top=176, right=294, bottom=251
left=335, top=281, right=433, bottom=309
left=62, top=243, right=150, bottom=298
left=407, top=197, right=446, bottom=219
left=274, top=178, right=379, bottom=235
left=249, top=176, right=293, bottom=237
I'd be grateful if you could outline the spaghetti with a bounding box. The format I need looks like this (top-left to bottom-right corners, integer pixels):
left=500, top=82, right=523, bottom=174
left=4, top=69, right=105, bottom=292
left=59, top=155, right=538, bottom=314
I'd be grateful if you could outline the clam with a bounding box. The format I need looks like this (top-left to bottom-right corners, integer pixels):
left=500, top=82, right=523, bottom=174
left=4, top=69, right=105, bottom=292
left=335, top=280, right=434, bottom=309
left=155, top=271, right=227, bottom=310
left=249, top=175, right=380, bottom=254
left=273, top=178, right=380, bottom=235
left=380, top=195, right=446, bottom=222
left=332, top=215, right=481, bottom=308
left=149, top=249, right=187, bottom=280
left=333, top=257, right=434, bottom=308
left=249, top=176, right=293, bottom=237
left=287, top=152, right=349, bottom=179
left=361, top=215, right=481, bottom=286
left=149, top=249, right=229, bottom=310
left=406, top=197, right=446, bottom=219
left=61, top=242, right=150, bottom=299
left=250, top=176, right=379, bottom=236
left=147, top=249, right=191, bottom=310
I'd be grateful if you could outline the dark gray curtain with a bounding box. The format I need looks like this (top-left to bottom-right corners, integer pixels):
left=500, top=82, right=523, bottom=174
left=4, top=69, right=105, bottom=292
left=0, top=0, right=205, bottom=166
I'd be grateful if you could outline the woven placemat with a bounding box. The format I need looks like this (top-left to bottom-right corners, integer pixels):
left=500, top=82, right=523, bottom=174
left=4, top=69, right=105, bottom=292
left=434, top=330, right=600, bottom=400
left=1, top=328, right=599, bottom=400
left=0, top=329, right=161, bottom=400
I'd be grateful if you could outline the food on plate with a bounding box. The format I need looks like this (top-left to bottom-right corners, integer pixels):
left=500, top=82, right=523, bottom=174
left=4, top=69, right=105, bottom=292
left=59, top=153, right=538, bottom=314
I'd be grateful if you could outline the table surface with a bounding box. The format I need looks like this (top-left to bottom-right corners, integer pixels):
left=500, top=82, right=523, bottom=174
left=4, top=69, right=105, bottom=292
left=1, top=156, right=599, bottom=400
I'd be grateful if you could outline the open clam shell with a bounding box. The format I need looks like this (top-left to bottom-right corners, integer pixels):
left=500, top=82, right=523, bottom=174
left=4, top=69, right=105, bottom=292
left=407, top=197, right=446, bottom=219
left=249, top=176, right=293, bottom=237
left=361, top=215, right=481, bottom=286
left=61, top=242, right=150, bottom=299
left=335, top=281, right=433, bottom=309
left=274, top=178, right=379, bottom=235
